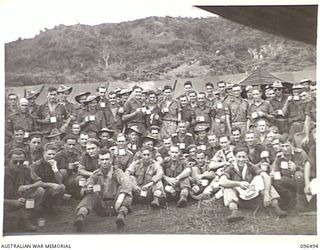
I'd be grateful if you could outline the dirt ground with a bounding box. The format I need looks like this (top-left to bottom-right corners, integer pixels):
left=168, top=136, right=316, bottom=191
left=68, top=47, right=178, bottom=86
left=4, top=196, right=317, bottom=235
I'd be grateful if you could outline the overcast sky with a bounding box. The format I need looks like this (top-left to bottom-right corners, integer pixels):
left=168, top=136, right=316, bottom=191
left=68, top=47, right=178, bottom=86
left=0, top=0, right=216, bottom=43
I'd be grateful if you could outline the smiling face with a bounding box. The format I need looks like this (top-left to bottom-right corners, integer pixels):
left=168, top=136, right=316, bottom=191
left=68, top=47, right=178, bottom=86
left=235, top=151, right=248, bottom=167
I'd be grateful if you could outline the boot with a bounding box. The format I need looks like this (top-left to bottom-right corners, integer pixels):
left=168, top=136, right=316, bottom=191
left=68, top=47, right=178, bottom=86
left=150, top=197, right=160, bottom=209
left=191, top=192, right=211, bottom=201
left=116, top=212, right=125, bottom=228
left=227, top=209, right=244, bottom=223
left=73, top=214, right=84, bottom=232
left=177, top=195, right=188, bottom=208
left=272, top=204, right=288, bottom=218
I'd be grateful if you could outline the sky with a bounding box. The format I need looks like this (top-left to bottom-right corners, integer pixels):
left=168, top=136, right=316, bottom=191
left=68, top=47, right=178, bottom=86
left=0, top=0, right=217, bottom=43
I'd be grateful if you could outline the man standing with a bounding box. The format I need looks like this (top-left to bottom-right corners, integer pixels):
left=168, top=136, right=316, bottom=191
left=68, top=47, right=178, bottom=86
left=159, top=85, right=179, bottom=138
left=57, top=84, right=75, bottom=115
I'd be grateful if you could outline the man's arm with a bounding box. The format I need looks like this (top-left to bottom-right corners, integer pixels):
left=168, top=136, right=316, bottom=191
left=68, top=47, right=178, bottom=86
left=219, top=175, right=248, bottom=188
left=78, top=164, right=93, bottom=177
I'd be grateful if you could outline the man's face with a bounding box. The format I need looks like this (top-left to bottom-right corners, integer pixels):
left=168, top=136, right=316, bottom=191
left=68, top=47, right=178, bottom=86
left=178, top=123, right=187, bottom=134
left=274, top=88, right=283, bottom=97
left=134, top=88, right=142, bottom=100
left=271, top=139, right=281, bottom=152
left=179, top=97, right=188, bottom=107
left=195, top=153, right=205, bottom=166
left=169, top=146, right=180, bottom=161
left=188, top=147, right=197, bottom=158
left=245, top=133, right=255, bottom=146
left=108, top=94, right=117, bottom=105
left=121, top=94, right=130, bottom=103
left=72, top=124, right=81, bottom=135
left=98, top=88, right=107, bottom=99
left=116, top=136, right=126, bottom=149
left=189, top=92, right=197, bottom=103
left=247, top=91, right=253, bottom=99
left=235, top=151, right=248, bottom=166
left=143, top=140, right=154, bottom=149
left=148, top=94, right=156, bottom=104
left=10, top=153, right=26, bottom=170
left=8, top=94, right=18, bottom=107
left=86, top=143, right=99, bottom=158
left=257, top=121, right=267, bottom=133
left=79, top=95, right=88, bottom=104
left=65, top=139, right=77, bottom=153
left=164, top=89, right=172, bottom=99
left=292, top=89, right=300, bottom=97
left=142, top=149, right=152, bottom=164
left=79, top=134, right=88, bottom=147
left=206, top=85, right=213, bottom=94
left=266, top=89, right=275, bottom=99
left=197, top=94, right=206, bottom=105
left=129, top=131, right=138, bottom=142
left=163, top=139, right=172, bottom=149
left=252, top=90, right=261, bottom=101
left=48, top=91, right=58, bottom=102
left=208, top=135, right=217, bottom=147
left=198, top=131, right=207, bottom=140
left=218, top=83, right=226, bottom=93
left=300, top=92, right=308, bottom=103
left=150, top=129, right=159, bottom=138
left=266, top=132, right=275, bottom=145
left=99, top=153, right=111, bottom=175
left=88, top=100, right=98, bottom=108
left=29, top=137, right=41, bottom=151
left=59, top=91, right=69, bottom=101
left=219, top=137, right=230, bottom=150
left=280, top=141, right=292, bottom=155
left=232, top=87, right=241, bottom=98
left=14, top=130, right=24, bottom=143
left=19, top=101, right=29, bottom=113
left=44, top=149, right=56, bottom=162
left=310, top=86, right=316, bottom=99
left=232, top=130, right=241, bottom=142
left=184, top=84, right=192, bottom=93
left=100, top=132, right=110, bottom=141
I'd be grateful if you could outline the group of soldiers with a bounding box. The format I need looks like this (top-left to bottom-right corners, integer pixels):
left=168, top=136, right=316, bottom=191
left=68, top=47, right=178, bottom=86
left=4, top=78, right=317, bottom=233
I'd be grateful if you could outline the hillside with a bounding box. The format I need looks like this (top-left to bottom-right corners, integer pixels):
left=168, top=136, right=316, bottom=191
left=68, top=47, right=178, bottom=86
left=5, top=16, right=316, bottom=86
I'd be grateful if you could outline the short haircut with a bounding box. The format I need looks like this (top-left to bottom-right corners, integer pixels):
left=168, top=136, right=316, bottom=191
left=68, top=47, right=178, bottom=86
left=13, top=127, right=25, bottom=132
left=231, top=127, right=242, bottom=134
left=206, top=82, right=213, bottom=88
left=195, top=149, right=205, bottom=155
left=188, top=90, right=197, bottom=96
left=147, top=90, right=156, bottom=96
left=279, top=133, right=292, bottom=144
left=198, top=92, right=206, bottom=97
left=108, top=91, right=117, bottom=96
left=218, top=134, right=229, bottom=141
left=132, top=85, right=143, bottom=91
left=44, top=142, right=58, bottom=152
left=184, top=81, right=192, bottom=87
left=48, top=87, right=57, bottom=93
left=8, top=93, right=18, bottom=99
left=64, top=134, right=78, bottom=142
left=9, top=148, right=26, bottom=158
left=217, top=80, right=226, bottom=86
left=163, top=85, right=173, bottom=91
left=99, top=149, right=111, bottom=156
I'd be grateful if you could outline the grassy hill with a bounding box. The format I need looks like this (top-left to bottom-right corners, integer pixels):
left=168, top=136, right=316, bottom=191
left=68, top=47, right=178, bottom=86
left=5, top=16, right=316, bottom=86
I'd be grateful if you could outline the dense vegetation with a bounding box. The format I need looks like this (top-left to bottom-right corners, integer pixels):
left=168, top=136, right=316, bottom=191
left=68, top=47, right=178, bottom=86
left=5, top=16, right=316, bottom=86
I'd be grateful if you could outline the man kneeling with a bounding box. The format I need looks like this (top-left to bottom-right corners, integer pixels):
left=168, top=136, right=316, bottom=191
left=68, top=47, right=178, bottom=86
left=219, top=145, right=287, bottom=223
left=74, top=150, right=132, bottom=232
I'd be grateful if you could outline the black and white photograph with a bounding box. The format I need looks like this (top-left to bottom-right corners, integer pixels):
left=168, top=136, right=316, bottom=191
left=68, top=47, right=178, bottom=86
left=0, top=0, right=318, bottom=248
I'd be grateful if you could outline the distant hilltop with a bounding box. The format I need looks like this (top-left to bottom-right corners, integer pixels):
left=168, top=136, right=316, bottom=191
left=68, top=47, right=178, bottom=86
left=5, top=16, right=316, bottom=87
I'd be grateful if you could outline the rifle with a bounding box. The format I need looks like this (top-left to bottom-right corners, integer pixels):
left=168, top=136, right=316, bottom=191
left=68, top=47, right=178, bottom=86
left=172, top=79, right=177, bottom=92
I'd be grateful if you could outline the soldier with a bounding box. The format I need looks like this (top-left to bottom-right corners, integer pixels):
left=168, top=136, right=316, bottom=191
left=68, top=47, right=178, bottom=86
left=159, top=85, right=179, bottom=138
left=192, top=92, right=216, bottom=132
left=74, top=91, right=91, bottom=120
left=226, top=84, right=249, bottom=137
left=126, top=126, right=142, bottom=154
left=54, top=135, right=81, bottom=197
left=244, top=130, right=265, bottom=164
left=122, top=86, right=147, bottom=133
left=5, top=127, right=27, bottom=161
left=171, top=121, right=194, bottom=154
left=145, top=90, right=161, bottom=128
left=269, top=81, right=290, bottom=134
left=213, top=81, right=230, bottom=134
left=26, top=90, right=41, bottom=116
left=183, top=81, right=193, bottom=98
left=6, top=93, right=19, bottom=118
left=247, top=87, right=274, bottom=130
left=4, top=148, right=45, bottom=232
left=79, top=95, right=110, bottom=136
left=282, top=85, right=306, bottom=137
left=36, top=87, right=69, bottom=135
left=7, top=98, right=37, bottom=138
left=220, top=144, right=287, bottom=222
left=126, top=146, right=164, bottom=209
left=30, top=143, right=66, bottom=215
left=302, top=84, right=316, bottom=146
left=178, top=95, right=195, bottom=129
left=161, top=145, right=192, bottom=207
left=205, top=82, right=216, bottom=107
left=25, top=132, right=43, bottom=164
left=57, top=84, right=75, bottom=115
left=96, top=85, right=109, bottom=106
left=111, top=133, right=134, bottom=171
left=107, top=91, right=124, bottom=132
left=78, top=138, right=101, bottom=178
left=271, top=134, right=312, bottom=211
left=230, top=127, right=244, bottom=147
left=73, top=149, right=133, bottom=231
left=155, top=137, right=172, bottom=162
left=98, top=127, right=116, bottom=151
left=188, top=90, right=198, bottom=109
